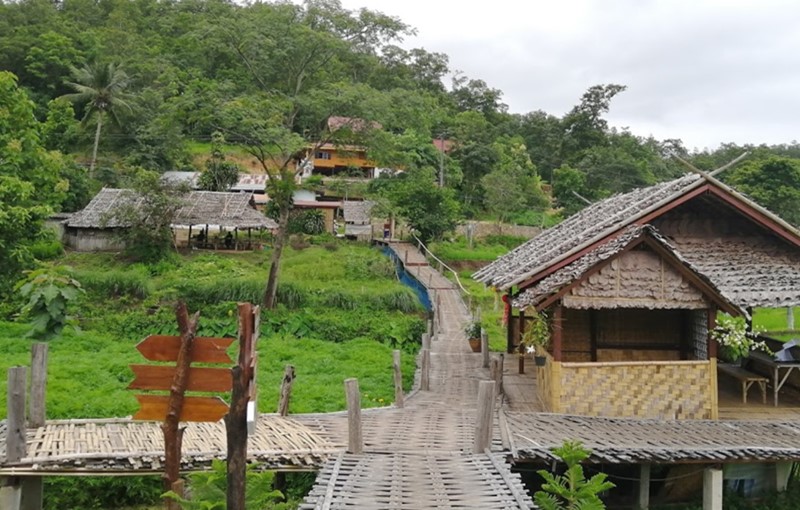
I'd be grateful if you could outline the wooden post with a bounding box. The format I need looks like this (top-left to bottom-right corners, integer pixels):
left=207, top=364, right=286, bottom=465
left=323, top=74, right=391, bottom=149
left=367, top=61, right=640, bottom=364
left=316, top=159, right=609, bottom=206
left=392, top=350, right=404, bottom=408
left=422, top=333, right=431, bottom=350
left=638, top=464, right=651, bottom=510
left=427, top=319, right=432, bottom=337
left=518, top=310, right=526, bottom=374
left=703, top=467, right=722, bottom=510
left=475, top=306, right=482, bottom=323
left=421, top=349, right=431, bottom=391
left=24, top=345, right=47, bottom=510
left=472, top=380, right=496, bottom=453
left=277, top=365, right=295, bottom=416
left=481, top=329, right=489, bottom=368
left=29, top=344, right=47, bottom=428
left=226, top=303, right=255, bottom=510
left=2, top=367, right=27, bottom=510
left=553, top=304, right=563, bottom=362
left=707, top=305, right=718, bottom=359
left=775, top=461, right=792, bottom=492
left=162, top=303, right=199, bottom=509
left=497, top=354, right=504, bottom=396
left=345, top=378, right=362, bottom=454
left=788, top=307, right=795, bottom=330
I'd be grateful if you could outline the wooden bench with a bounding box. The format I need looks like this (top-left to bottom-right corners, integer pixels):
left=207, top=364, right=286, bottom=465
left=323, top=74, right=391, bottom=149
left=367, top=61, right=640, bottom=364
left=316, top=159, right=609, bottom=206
left=718, top=364, right=768, bottom=404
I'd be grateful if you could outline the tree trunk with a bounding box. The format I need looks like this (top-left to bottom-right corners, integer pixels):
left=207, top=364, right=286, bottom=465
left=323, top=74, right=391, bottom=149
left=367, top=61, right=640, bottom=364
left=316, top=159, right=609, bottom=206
left=89, top=112, right=103, bottom=177
left=263, top=207, right=291, bottom=309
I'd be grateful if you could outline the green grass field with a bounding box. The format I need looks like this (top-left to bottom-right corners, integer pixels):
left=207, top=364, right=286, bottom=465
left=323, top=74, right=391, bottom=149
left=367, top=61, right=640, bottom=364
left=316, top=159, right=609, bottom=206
left=0, top=242, right=423, bottom=420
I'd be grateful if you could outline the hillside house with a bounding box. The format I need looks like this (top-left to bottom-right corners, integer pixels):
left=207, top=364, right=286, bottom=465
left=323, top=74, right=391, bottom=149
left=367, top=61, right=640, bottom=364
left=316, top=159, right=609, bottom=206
left=65, top=189, right=277, bottom=251
left=475, top=172, right=800, bottom=421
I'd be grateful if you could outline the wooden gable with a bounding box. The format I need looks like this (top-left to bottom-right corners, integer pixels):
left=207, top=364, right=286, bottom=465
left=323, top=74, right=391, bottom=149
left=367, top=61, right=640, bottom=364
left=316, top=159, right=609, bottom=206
left=563, top=247, right=707, bottom=310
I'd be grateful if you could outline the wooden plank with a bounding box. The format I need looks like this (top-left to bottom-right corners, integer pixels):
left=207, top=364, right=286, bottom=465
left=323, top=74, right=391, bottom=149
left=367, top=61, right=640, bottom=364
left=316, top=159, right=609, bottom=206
left=128, top=365, right=232, bottom=392
left=136, top=335, right=233, bottom=363
left=132, top=395, right=228, bottom=422
left=7, top=367, right=27, bottom=462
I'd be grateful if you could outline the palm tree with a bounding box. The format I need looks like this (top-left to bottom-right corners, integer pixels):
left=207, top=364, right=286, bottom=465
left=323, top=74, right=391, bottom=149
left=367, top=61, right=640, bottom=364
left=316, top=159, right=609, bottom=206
left=61, top=62, right=132, bottom=175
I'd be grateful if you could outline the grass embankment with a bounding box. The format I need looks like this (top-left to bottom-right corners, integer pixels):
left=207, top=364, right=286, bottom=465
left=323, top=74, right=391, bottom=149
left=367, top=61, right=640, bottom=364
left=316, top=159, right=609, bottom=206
left=0, top=242, right=425, bottom=419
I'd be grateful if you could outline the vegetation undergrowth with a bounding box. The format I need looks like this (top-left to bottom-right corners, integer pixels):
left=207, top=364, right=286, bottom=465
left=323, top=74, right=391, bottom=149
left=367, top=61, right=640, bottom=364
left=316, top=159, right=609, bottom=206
left=1, top=241, right=424, bottom=509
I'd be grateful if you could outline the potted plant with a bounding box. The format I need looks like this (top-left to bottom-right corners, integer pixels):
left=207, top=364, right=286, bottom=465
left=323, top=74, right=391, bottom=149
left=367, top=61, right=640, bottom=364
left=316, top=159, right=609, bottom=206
left=521, top=310, right=551, bottom=366
left=465, top=321, right=482, bottom=353
left=711, top=314, right=768, bottom=365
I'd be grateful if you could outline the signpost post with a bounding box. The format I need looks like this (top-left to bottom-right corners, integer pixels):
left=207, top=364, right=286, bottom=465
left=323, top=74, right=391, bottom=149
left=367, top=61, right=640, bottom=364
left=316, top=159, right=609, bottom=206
left=129, top=301, right=259, bottom=510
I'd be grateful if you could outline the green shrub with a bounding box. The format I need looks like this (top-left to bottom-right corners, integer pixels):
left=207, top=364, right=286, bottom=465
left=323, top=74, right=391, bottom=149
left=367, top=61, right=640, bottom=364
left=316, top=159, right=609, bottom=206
left=483, top=234, right=529, bottom=249
left=77, top=268, right=152, bottom=299
left=175, top=278, right=263, bottom=307
left=44, top=476, right=162, bottom=510
left=16, top=265, right=84, bottom=339
left=30, top=238, right=64, bottom=260
left=275, top=282, right=307, bottom=309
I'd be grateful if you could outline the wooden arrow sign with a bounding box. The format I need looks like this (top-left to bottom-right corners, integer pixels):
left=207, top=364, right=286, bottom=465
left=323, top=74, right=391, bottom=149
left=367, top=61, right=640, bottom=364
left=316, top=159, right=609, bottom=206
left=128, top=365, right=232, bottom=392
left=133, top=395, right=229, bottom=422
left=136, top=335, right=234, bottom=364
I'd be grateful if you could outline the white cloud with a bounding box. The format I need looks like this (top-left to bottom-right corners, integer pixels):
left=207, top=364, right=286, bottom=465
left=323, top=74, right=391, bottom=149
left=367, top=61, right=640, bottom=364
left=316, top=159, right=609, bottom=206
left=337, top=0, right=800, bottom=149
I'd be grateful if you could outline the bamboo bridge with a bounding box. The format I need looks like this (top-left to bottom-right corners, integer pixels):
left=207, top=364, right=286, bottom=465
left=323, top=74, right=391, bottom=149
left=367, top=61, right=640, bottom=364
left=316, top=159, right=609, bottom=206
left=5, top=242, right=800, bottom=509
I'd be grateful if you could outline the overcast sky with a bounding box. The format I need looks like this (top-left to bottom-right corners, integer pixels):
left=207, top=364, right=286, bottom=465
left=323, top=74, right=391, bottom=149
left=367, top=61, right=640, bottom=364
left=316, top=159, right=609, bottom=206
left=338, top=0, right=800, bottom=151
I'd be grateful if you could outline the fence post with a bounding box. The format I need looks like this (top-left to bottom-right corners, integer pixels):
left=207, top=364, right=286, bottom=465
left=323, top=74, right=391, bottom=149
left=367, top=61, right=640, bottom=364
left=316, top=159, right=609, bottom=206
left=473, top=380, right=496, bottom=453
left=392, top=350, right=404, bottom=409
left=481, top=329, right=489, bottom=369
left=1, top=367, right=27, bottom=510
left=277, top=365, right=295, bottom=416
left=421, top=349, right=431, bottom=391
left=345, top=379, right=363, bottom=454
left=23, top=345, right=48, bottom=510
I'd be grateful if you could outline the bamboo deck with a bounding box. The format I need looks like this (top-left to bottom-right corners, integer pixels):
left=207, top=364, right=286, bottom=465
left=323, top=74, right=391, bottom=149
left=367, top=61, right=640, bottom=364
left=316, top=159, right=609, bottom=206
left=4, top=242, right=800, bottom=508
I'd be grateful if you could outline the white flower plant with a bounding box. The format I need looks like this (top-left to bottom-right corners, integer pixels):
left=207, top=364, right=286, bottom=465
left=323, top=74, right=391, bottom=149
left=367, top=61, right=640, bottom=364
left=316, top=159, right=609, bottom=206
left=711, top=313, right=768, bottom=362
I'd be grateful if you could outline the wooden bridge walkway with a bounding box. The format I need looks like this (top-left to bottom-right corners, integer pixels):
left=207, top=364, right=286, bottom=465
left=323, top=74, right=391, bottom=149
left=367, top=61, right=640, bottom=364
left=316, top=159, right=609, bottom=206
left=0, top=242, right=534, bottom=509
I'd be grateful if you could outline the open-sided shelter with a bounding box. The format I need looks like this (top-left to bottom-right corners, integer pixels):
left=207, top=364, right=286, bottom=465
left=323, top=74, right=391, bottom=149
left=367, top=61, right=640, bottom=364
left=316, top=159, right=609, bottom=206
left=66, top=189, right=277, bottom=251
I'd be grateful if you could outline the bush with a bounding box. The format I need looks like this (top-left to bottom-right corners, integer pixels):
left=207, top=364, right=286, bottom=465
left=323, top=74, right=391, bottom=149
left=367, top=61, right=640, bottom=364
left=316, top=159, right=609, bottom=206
left=30, top=238, right=64, bottom=260
left=77, top=268, right=152, bottom=299
left=44, top=476, right=162, bottom=510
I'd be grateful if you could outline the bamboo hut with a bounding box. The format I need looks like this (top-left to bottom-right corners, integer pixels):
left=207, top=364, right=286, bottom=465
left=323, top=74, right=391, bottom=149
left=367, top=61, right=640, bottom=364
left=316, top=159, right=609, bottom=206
left=475, top=172, right=800, bottom=420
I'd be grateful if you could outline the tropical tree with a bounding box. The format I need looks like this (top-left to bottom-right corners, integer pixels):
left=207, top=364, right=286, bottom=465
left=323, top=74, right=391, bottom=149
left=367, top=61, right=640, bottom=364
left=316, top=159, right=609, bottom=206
left=61, top=62, right=132, bottom=175
left=198, top=131, right=241, bottom=192
left=0, top=71, right=69, bottom=298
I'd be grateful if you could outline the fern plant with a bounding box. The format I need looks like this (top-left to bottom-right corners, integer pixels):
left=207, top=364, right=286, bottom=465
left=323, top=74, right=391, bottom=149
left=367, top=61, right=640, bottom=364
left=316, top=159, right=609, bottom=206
left=534, top=441, right=615, bottom=510
left=163, top=459, right=286, bottom=510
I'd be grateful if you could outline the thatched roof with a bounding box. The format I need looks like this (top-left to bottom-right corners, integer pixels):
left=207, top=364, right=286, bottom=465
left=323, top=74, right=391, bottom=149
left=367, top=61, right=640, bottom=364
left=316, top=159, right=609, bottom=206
left=512, top=224, right=744, bottom=316
left=343, top=200, right=374, bottom=224
left=505, top=412, right=800, bottom=464
left=475, top=174, right=800, bottom=309
left=67, top=189, right=277, bottom=230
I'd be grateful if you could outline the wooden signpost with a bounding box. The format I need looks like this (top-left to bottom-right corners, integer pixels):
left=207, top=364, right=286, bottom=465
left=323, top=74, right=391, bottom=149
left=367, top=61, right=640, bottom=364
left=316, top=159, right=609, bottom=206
left=129, top=301, right=259, bottom=510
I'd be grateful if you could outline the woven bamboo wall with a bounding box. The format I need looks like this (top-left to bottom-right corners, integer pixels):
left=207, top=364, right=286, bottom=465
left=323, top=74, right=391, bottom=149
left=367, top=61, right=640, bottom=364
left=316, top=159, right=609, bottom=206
left=535, top=352, right=560, bottom=412
left=554, top=360, right=716, bottom=419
